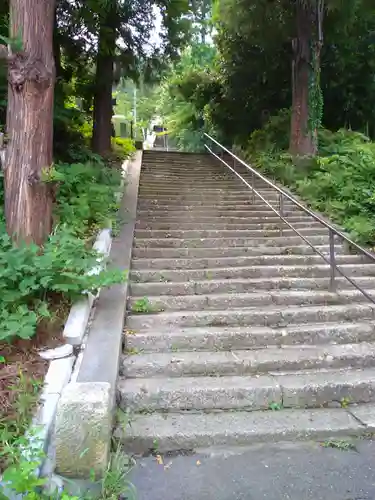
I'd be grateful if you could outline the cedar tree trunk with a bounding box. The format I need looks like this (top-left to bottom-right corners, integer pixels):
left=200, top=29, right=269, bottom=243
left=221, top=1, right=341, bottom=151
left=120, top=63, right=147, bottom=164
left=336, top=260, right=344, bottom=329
left=290, top=3, right=316, bottom=156
left=4, top=0, right=56, bottom=244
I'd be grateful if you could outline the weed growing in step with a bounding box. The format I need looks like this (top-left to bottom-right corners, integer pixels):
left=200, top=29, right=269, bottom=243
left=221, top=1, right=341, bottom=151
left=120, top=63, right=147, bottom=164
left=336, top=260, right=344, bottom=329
left=321, top=439, right=356, bottom=451
left=125, top=347, right=140, bottom=355
left=268, top=401, right=283, bottom=411
left=131, top=297, right=153, bottom=313
left=131, top=297, right=163, bottom=314
left=340, top=397, right=351, bottom=408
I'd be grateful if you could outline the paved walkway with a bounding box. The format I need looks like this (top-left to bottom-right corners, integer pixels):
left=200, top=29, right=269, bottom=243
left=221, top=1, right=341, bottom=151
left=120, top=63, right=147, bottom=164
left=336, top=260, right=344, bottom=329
left=130, top=440, right=375, bottom=500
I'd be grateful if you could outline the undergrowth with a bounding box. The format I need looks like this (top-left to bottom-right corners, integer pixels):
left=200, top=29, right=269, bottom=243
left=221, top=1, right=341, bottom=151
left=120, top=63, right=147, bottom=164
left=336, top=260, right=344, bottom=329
left=242, top=109, right=375, bottom=247
left=0, top=137, right=134, bottom=345
left=0, top=444, right=136, bottom=499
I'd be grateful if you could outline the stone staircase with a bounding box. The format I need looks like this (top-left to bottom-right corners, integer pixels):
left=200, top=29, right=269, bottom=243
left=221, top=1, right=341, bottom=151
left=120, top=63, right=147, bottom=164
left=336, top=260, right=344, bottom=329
left=116, top=150, right=375, bottom=454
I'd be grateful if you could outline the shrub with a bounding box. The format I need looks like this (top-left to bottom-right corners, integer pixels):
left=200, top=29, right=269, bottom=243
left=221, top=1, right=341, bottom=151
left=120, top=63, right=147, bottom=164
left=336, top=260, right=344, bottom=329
left=49, top=161, right=122, bottom=239
left=244, top=116, right=375, bottom=246
left=0, top=227, right=125, bottom=342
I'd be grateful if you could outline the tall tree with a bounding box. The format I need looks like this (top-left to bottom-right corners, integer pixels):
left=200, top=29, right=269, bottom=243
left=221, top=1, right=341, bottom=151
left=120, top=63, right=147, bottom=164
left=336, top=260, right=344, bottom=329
left=0, top=0, right=55, bottom=244
left=91, top=0, right=118, bottom=155
left=289, top=0, right=324, bottom=156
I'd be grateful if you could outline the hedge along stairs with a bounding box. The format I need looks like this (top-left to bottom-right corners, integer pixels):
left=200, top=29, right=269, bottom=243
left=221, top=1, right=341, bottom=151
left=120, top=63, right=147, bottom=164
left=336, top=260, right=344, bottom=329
left=116, top=150, right=375, bottom=454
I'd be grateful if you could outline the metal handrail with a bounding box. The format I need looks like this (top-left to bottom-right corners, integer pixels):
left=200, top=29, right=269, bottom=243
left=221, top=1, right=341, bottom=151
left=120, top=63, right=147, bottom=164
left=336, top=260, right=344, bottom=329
left=204, top=133, right=375, bottom=304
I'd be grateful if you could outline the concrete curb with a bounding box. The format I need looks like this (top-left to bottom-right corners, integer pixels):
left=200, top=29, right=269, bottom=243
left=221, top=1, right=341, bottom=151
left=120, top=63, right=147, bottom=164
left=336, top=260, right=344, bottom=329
left=53, top=151, right=143, bottom=479
left=63, top=156, right=130, bottom=347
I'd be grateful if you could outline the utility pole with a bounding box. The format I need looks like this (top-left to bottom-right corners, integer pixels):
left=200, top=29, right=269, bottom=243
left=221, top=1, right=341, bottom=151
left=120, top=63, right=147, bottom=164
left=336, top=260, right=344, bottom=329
left=133, top=87, right=137, bottom=128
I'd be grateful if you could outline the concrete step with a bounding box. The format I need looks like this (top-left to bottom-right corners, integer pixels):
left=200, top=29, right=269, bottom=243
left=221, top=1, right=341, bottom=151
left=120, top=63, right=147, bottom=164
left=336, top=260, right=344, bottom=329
left=114, top=405, right=371, bottom=454
left=127, top=289, right=375, bottom=312
left=130, top=253, right=365, bottom=271
left=137, top=189, right=282, bottom=197
left=135, top=220, right=322, bottom=231
left=131, top=244, right=346, bottom=259
left=122, top=343, right=375, bottom=379
left=129, top=276, right=375, bottom=296
left=137, top=215, right=314, bottom=224
left=133, top=228, right=329, bottom=239
left=117, top=367, right=375, bottom=412
left=126, top=303, right=375, bottom=330
left=138, top=186, right=272, bottom=194
left=136, top=192, right=281, bottom=202
left=125, top=322, right=375, bottom=353
left=137, top=204, right=303, bottom=220
left=137, top=198, right=298, bottom=207
left=133, top=235, right=334, bottom=249
left=140, top=174, right=235, bottom=178
left=129, top=263, right=375, bottom=283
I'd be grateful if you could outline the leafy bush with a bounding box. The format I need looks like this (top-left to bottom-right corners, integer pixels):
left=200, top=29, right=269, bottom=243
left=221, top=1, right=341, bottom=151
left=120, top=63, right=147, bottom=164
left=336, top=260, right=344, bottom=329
left=50, top=160, right=122, bottom=238
left=246, top=109, right=291, bottom=154
left=0, top=227, right=125, bottom=342
left=244, top=114, right=375, bottom=246
left=0, top=149, right=127, bottom=342
left=112, top=136, right=136, bottom=161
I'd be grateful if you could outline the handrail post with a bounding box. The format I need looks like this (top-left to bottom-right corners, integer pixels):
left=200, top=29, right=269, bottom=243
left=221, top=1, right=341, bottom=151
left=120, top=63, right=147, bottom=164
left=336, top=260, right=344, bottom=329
left=279, top=192, right=284, bottom=235
left=329, top=229, right=336, bottom=292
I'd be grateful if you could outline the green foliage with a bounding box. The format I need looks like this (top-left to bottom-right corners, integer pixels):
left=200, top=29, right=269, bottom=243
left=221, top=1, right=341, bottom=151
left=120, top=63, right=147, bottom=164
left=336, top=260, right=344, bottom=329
left=131, top=297, right=154, bottom=313
left=0, top=373, right=42, bottom=471
left=246, top=109, right=291, bottom=154
left=212, top=0, right=375, bottom=142
left=0, top=441, right=136, bottom=499
left=50, top=160, right=122, bottom=238
left=158, top=43, right=222, bottom=151
left=0, top=227, right=125, bottom=342
left=0, top=151, right=126, bottom=344
left=111, top=136, right=136, bottom=161
left=245, top=110, right=375, bottom=247
left=308, top=48, right=324, bottom=134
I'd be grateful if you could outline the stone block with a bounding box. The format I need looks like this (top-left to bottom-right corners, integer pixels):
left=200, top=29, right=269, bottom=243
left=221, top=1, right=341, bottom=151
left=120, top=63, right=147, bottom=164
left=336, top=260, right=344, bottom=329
left=54, top=382, right=113, bottom=478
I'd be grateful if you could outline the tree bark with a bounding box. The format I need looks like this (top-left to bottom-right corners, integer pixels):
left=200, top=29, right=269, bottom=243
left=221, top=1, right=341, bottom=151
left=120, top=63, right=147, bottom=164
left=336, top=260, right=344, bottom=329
left=4, top=0, right=56, bottom=244
left=91, top=4, right=117, bottom=156
left=290, top=3, right=315, bottom=156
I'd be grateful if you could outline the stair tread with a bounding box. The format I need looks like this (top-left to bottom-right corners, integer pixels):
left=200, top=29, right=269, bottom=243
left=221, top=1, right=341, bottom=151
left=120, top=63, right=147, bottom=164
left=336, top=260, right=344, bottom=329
left=127, top=289, right=375, bottom=309
left=125, top=321, right=375, bottom=352
left=119, top=365, right=375, bottom=388
left=126, top=321, right=375, bottom=336
left=122, top=342, right=375, bottom=378
left=114, top=405, right=369, bottom=454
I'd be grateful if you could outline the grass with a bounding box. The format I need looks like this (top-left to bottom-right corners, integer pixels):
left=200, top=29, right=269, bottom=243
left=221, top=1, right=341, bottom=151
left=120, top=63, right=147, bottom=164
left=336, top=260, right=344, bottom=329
left=321, top=439, right=356, bottom=451
left=0, top=371, right=43, bottom=471
left=90, top=447, right=137, bottom=500
left=0, top=318, right=65, bottom=472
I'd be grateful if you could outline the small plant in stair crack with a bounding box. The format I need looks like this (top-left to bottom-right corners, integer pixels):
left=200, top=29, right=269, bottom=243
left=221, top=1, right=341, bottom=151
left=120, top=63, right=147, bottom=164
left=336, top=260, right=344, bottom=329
left=268, top=401, right=283, bottom=411
left=131, top=297, right=154, bottom=313
left=321, top=439, right=356, bottom=451
left=125, top=346, right=140, bottom=355
left=340, top=397, right=351, bottom=408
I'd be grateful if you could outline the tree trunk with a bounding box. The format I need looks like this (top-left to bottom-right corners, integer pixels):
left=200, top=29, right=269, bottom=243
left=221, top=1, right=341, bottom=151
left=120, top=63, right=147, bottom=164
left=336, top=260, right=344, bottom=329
left=91, top=5, right=116, bottom=156
left=5, top=0, right=55, bottom=244
left=290, top=3, right=315, bottom=156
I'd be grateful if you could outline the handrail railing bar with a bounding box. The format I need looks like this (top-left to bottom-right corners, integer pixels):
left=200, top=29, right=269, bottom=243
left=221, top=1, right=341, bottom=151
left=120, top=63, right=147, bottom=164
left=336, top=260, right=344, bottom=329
left=204, top=133, right=375, bottom=262
left=205, top=145, right=375, bottom=305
